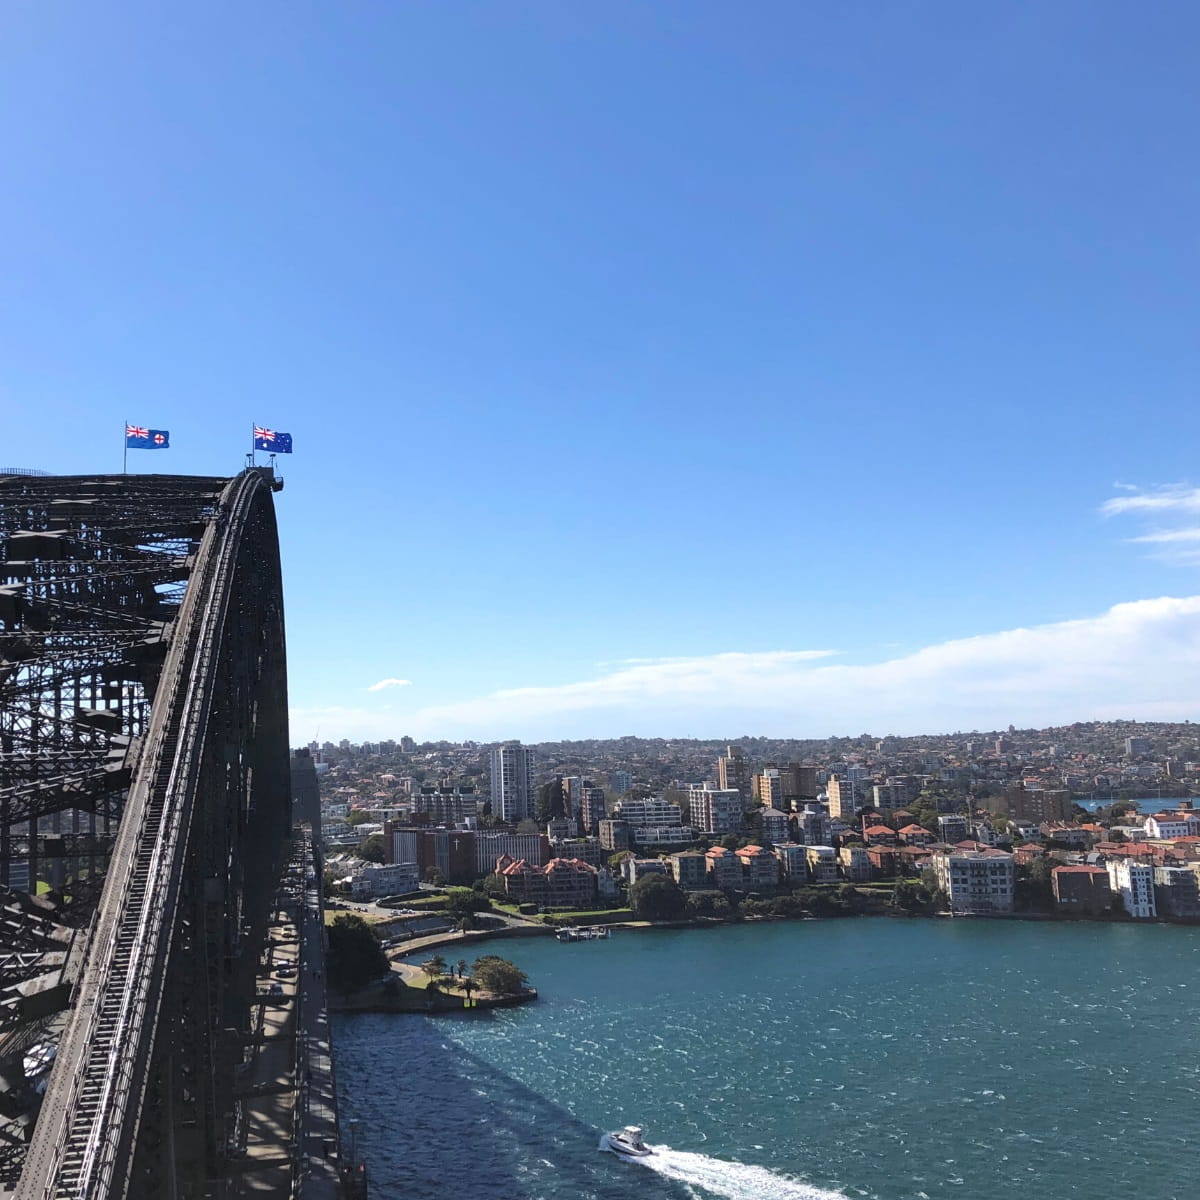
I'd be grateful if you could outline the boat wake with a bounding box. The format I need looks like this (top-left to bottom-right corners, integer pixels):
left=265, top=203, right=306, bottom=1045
left=630, top=1145, right=846, bottom=1200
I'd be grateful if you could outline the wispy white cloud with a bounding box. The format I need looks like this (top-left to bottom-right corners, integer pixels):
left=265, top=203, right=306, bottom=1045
left=294, top=597, right=1200, bottom=742
left=1101, top=484, right=1200, bottom=517
left=1101, top=483, right=1200, bottom=563
left=1128, top=529, right=1200, bottom=545
left=366, top=677, right=413, bottom=692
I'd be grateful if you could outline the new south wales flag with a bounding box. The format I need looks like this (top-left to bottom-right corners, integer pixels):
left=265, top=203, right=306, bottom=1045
left=125, top=424, right=170, bottom=449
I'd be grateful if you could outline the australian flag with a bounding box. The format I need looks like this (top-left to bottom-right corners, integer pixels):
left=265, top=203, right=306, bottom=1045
left=253, top=425, right=293, bottom=454
left=126, top=424, right=170, bottom=449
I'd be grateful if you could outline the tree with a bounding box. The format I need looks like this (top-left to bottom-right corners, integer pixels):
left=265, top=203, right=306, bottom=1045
left=629, top=874, right=688, bottom=921
left=357, top=834, right=387, bottom=863
left=456, top=958, right=468, bottom=979
left=421, top=954, right=447, bottom=978
left=516, top=818, right=540, bottom=836
left=482, top=873, right=508, bottom=900
left=446, top=889, right=491, bottom=926
left=472, top=955, right=529, bottom=995
left=686, top=890, right=734, bottom=919
left=326, top=915, right=389, bottom=994
left=608, top=850, right=634, bottom=872
left=422, top=866, right=445, bottom=886
left=345, top=810, right=373, bottom=826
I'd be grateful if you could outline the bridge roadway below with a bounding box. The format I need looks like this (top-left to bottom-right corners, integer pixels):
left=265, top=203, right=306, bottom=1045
left=233, top=828, right=358, bottom=1200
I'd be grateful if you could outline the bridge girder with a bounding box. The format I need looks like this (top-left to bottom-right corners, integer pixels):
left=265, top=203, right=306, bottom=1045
left=0, top=470, right=292, bottom=1198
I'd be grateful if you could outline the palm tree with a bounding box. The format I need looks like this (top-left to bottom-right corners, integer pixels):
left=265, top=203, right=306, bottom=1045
left=456, top=958, right=468, bottom=979
left=421, top=954, right=447, bottom=979
left=462, top=977, right=475, bottom=1008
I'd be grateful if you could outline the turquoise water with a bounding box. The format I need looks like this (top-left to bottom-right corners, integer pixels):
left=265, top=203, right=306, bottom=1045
left=333, top=920, right=1200, bottom=1200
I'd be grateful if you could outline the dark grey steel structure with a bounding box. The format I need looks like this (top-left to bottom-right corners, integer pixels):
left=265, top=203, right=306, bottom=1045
left=0, top=469, right=292, bottom=1198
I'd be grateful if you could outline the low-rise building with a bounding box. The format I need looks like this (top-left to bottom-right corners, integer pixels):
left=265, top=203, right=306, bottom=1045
left=735, top=844, right=779, bottom=889
left=839, top=845, right=872, bottom=882
left=1107, top=859, right=1156, bottom=919
left=622, top=857, right=668, bottom=887
left=774, top=843, right=809, bottom=882
left=931, top=849, right=1015, bottom=915
left=1153, top=866, right=1200, bottom=918
left=550, top=836, right=604, bottom=866
left=805, top=845, right=839, bottom=885
left=937, top=814, right=969, bottom=844
left=1041, top=822, right=1090, bottom=848
left=866, top=846, right=897, bottom=877
left=1145, top=813, right=1200, bottom=840
left=1052, top=865, right=1111, bottom=916
left=898, top=824, right=932, bottom=846
left=863, top=824, right=898, bottom=847
left=598, top=819, right=631, bottom=852
left=758, top=807, right=790, bottom=846
left=350, top=861, right=420, bottom=899
left=631, top=825, right=697, bottom=849
left=704, top=846, right=742, bottom=889
left=670, top=850, right=709, bottom=890
left=793, top=807, right=830, bottom=846
left=499, top=856, right=600, bottom=908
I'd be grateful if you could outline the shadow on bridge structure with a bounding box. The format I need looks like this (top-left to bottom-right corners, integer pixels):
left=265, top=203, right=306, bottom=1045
left=0, top=468, right=321, bottom=1198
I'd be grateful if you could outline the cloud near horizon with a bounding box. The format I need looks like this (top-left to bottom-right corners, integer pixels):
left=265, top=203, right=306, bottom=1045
left=292, top=597, right=1200, bottom=742
left=366, top=677, right=413, bottom=692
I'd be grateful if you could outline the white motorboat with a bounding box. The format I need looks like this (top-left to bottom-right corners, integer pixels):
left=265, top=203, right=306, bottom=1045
left=599, top=1124, right=654, bottom=1158
left=555, top=926, right=611, bottom=942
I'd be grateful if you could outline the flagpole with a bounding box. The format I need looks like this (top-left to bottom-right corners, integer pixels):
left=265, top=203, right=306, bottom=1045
left=123, top=421, right=127, bottom=475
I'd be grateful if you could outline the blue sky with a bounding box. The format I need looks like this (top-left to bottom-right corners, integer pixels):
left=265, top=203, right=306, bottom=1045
left=5, top=2, right=1200, bottom=742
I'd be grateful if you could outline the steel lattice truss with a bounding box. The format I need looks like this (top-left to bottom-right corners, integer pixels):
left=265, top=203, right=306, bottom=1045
left=0, top=470, right=292, bottom=1198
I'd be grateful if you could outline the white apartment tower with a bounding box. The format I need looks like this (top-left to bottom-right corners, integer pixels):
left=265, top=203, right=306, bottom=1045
left=490, top=741, right=536, bottom=824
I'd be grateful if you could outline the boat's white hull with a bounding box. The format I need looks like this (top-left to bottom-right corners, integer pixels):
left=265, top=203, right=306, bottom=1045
left=598, top=1133, right=654, bottom=1158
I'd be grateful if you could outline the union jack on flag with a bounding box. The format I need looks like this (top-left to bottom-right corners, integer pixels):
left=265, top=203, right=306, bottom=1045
left=253, top=425, right=293, bottom=454
left=126, top=425, right=148, bottom=440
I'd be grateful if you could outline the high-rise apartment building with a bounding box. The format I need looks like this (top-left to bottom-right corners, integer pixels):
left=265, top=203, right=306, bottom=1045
left=752, top=768, right=787, bottom=810
left=781, top=764, right=819, bottom=803
left=688, top=784, right=744, bottom=835
left=609, top=770, right=633, bottom=795
left=580, top=786, right=606, bottom=835
left=490, top=741, right=536, bottom=824
left=827, top=776, right=862, bottom=821
left=717, top=745, right=749, bottom=801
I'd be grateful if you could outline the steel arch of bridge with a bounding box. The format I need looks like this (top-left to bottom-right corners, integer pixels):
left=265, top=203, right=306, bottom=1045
left=0, top=469, right=292, bottom=1198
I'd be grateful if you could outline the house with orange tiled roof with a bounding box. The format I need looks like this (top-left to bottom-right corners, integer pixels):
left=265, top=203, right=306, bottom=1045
left=863, top=824, right=898, bottom=847
left=500, top=856, right=600, bottom=908
left=898, top=823, right=932, bottom=847
left=1013, top=842, right=1047, bottom=866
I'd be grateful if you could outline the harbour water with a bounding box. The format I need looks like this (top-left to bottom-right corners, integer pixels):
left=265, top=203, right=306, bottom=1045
left=333, top=919, right=1200, bottom=1199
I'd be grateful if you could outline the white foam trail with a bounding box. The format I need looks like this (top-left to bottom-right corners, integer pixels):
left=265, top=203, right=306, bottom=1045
left=633, top=1145, right=847, bottom=1200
